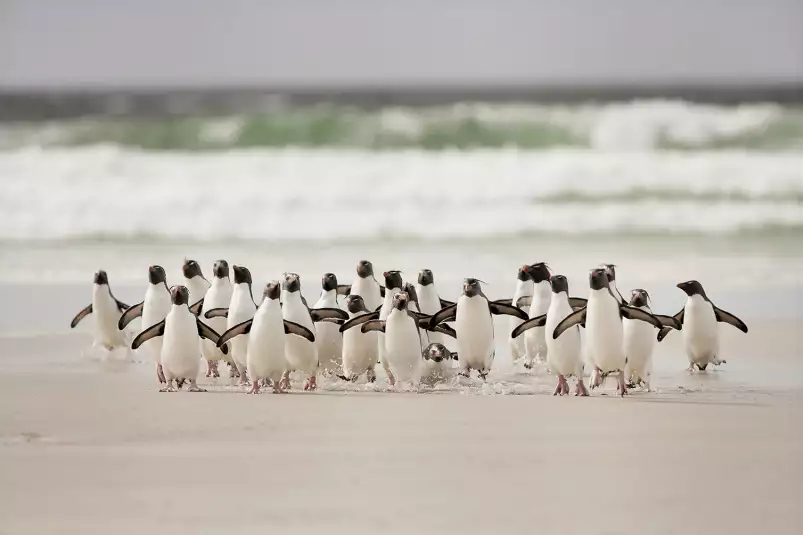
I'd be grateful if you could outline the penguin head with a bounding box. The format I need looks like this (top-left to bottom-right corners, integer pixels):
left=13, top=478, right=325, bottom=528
left=383, top=270, right=403, bottom=290
left=232, top=265, right=252, bottom=285
left=263, top=281, right=281, bottom=301
left=356, top=260, right=374, bottom=279
left=148, top=265, right=167, bottom=285
left=601, top=264, right=617, bottom=282
left=677, top=280, right=706, bottom=298
left=549, top=274, right=569, bottom=294
left=423, top=343, right=450, bottom=363
left=402, top=283, right=419, bottom=307
left=392, top=291, right=410, bottom=311
left=463, top=278, right=484, bottom=297
left=282, top=272, right=301, bottom=293
left=516, top=265, right=532, bottom=282
left=527, top=263, right=551, bottom=283
left=212, top=260, right=229, bottom=279
left=589, top=268, right=610, bottom=290
left=170, top=285, right=190, bottom=306
left=345, top=294, right=370, bottom=314
left=94, top=270, right=109, bottom=286
left=629, top=289, right=650, bottom=307
left=418, top=269, right=434, bottom=286
left=182, top=259, right=203, bottom=280
left=321, top=273, right=338, bottom=292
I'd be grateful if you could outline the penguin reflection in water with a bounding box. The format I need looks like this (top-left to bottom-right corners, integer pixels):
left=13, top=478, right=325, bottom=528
left=131, top=285, right=228, bottom=392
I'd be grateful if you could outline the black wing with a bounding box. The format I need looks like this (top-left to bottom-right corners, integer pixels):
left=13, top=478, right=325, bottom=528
left=620, top=305, right=663, bottom=329
left=516, top=296, right=532, bottom=308
left=196, top=319, right=224, bottom=348
left=439, top=298, right=455, bottom=308
left=433, top=324, right=457, bottom=338
left=117, top=301, right=144, bottom=330
left=70, top=304, right=93, bottom=328
left=714, top=306, right=748, bottom=333
left=488, top=301, right=528, bottom=320
left=284, top=320, right=316, bottom=342
left=412, top=312, right=456, bottom=338
left=654, top=314, right=682, bottom=330
left=204, top=308, right=229, bottom=319
left=379, top=286, right=386, bottom=298
left=657, top=308, right=685, bottom=342
left=492, top=298, right=512, bottom=306
left=553, top=308, right=587, bottom=339
left=339, top=311, right=380, bottom=333
left=131, top=320, right=166, bottom=350
left=217, top=319, right=253, bottom=348
left=360, top=320, right=386, bottom=333
left=568, top=297, right=587, bottom=309
left=310, top=307, right=349, bottom=322
left=511, top=314, right=547, bottom=339
left=427, top=304, right=458, bottom=329
left=336, top=285, right=351, bottom=296
left=115, top=299, right=129, bottom=312
left=188, top=298, right=204, bottom=316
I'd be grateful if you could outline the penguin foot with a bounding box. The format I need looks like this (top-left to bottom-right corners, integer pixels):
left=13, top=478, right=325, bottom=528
left=160, top=380, right=176, bottom=393
left=176, top=378, right=186, bottom=390
left=280, top=371, right=291, bottom=391
left=248, top=381, right=261, bottom=394
left=617, top=371, right=628, bottom=397
left=574, top=380, right=589, bottom=397
left=590, top=368, right=602, bottom=389
left=478, top=372, right=488, bottom=382
left=387, top=373, right=396, bottom=387
left=156, top=363, right=166, bottom=384
left=554, top=375, right=570, bottom=395
left=187, top=380, right=207, bottom=393
left=303, top=375, right=317, bottom=391
left=366, top=369, right=376, bottom=383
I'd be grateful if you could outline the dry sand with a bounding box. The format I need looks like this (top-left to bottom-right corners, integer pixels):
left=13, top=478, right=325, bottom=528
left=1, top=326, right=802, bottom=535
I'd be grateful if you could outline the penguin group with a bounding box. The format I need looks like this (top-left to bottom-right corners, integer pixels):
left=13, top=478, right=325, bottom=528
left=70, top=259, right=748, bottom=396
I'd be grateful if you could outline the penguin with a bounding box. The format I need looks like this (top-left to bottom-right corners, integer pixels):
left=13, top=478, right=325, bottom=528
left=131, top=285, right=228, bottom=392
left=182, top=259, right=211, bottom=314
left=622, top=289, right=663, bottom=390
left=377, top=270, right=405, bottom=385
left=601, top=264, right=626, bottom=305
left=657, top=280, right=748, bottom=371
left=507, top=265, right=533, bottom=366
left=420, top=342, right=458, bottom=386
left=70, top=270, right=130, bottom=351
left=340, top=260, right=383, bottom=311
left=428, top=278, right=528, bottom=381
left=118, top=265, right=171, bottom=383
left=312, top=273, right=345, bottom=378
left=340, top=295, right=379, bottom=383
left=199, top=260, right=233, bottom=378
left=415, top=269, right=455, bottom=350
left=551, top=269, right=678, bottom=396
left=280, top=272, right=349, bottom=391
left=522, top=262, right=552, bottom=369
left=511, top=275, right=588, bottom=396
left=216, top=281, right=315, bottom=394
left=203, top=265, right=257, bottom=385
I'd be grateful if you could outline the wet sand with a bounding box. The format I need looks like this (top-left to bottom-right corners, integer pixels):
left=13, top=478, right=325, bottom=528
left=1, top=325, right=801, bottom=535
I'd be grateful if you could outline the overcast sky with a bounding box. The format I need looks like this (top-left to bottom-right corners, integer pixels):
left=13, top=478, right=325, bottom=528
left=1, top=0, right=801, bottom=88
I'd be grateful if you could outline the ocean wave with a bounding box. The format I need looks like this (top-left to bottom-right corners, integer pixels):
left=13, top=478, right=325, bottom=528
left=1, top=146, right=802, bottom=242
left=2, top=100, right=803, bottom=151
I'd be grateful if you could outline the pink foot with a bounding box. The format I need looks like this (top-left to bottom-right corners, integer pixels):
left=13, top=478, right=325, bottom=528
left=248, top=380, right=260, bottom=394
left=574, top=378, right=590, bottom=396
left=303, top=375, right=317, bottom=391
left=156, top=363, right=166, bottom=384
left=590, top=367, right=602, bottom=389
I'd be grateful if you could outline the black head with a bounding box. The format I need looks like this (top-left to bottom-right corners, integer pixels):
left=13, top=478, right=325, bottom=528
left=463, top=278, right=484, bottom=298
left=516, top=265, right=532, bottom=282
left=527, top=262, right=551, bottom=283
left=383, top=270, right=403, bottom=291
left=321, top=273, right=338, bottom=292
left=345, top=294, right=370, bottom=314
left=233, top=265, right=252, bottom=285
left=629, top=289, right=650, bottom=307
left=170, top=285, right=190, bottom=306
left=94, top=270, right=109, bottom=285
left=213, top=260, right=229, bottom=279
left=148, top=265, right=167, bottom=285
left=677, top=280, right=706, bottom=298
left=418, top=269, right=434, bottom=286
left=356, top=260, right=374, bottom=279
left=423, top=343, right=451, bottom=363
left=602, top=264, right=616, bottom=282
left=402, top=282, right=420, bottom=306
left=549, top=274, right=569, bottom=294
left=392, top=291, right=410, bottom=311
left=182, top=259, right=204, bottom=279
left=589, top=268, right=610, bottom=291
left=283, top=272, right=301, bottom=293
left=263, top=281, right=281, bottom=300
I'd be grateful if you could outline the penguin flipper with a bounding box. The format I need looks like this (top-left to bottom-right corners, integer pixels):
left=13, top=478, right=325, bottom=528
left=336, top=284, right=351, bottom=296
left=657, top=308, right=685, bottom=341
left=428, top=304, right=458, bottom=330
left=284, top=320, right=316, bottom=342
left=115, top=299, right=130, bottom=312
left=511, top=314, right=547, bottom=338
left=310, top=307, right=349, bottom=322
left=620, top=305, right=663, bottom=328
left=339, top=311, right=379, bottom=333
left=379, top=286, right=386, bottom=298
left=439, top=298, right=455, bottom=308
left=196, top=319, right=223, bottom=347
left=217, top=319, right=252, bottom=348
left=492, top=298, right=512, bottom=306
left=118, top=301, right=144, bottom=330
left=360, top=320, right=386, bottom=334
left=569, top=297, right=588, bottom=309
left=516, top=296, right=532, bottom=308
left=714, top=307, right=748, bottom=333
left=131, top=320, right=166, bottom=350
left=553, top=308, right=586, bottom=339
left=300, top=295, right=309, bottom=308
left=204, top=308, right=229, bottom=319
left=188, top=298, right=204, bottom=316
left=433, top=324, right=457, bottom=338
left=70, top=304, right=93, bottom=328
left=654, top=314, right=682, bottom=330
left=488, top=301, right=529, bottom=320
